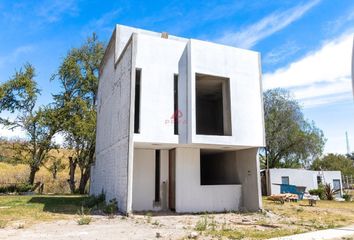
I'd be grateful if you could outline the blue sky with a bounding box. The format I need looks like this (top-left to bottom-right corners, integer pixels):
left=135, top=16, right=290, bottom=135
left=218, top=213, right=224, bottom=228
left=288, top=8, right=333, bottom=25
left=0, top=0, right=353, bottom=154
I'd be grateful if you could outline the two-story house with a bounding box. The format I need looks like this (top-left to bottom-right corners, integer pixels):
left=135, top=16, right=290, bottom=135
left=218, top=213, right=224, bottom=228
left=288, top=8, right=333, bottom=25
left=90, top=25, right=265, bottom=214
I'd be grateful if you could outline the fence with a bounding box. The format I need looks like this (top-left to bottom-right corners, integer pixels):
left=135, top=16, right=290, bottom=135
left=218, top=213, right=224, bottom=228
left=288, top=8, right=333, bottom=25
left=342, top=175, right=354, bottom=189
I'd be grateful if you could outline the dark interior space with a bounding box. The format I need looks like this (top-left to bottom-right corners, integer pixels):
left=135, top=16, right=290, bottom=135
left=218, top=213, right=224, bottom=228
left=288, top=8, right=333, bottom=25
left=174, top=74, right=178, bottom=135
left=200, top=150, right=238, bottom=185
left=134, top=69, right=141, bottom=133
left=196, top=73, right=231, bottom=136
left=155, top=150, right=161, bottom=202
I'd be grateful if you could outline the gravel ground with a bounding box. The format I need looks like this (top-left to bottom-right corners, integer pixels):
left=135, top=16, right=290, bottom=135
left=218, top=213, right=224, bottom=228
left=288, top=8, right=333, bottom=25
left=0, top=212, right=267, bottom=240
left=0, top=212, right=353, bottom=240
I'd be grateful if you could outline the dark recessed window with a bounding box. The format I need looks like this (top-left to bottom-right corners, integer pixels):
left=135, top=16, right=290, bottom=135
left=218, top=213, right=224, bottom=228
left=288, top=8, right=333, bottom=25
left=174, top=74, right=178, bottom=135
left=195, top=73, right=231, bottom=136
left=134, top=69, right=141, bottom=134
left=155, top=150, right=161, bottom=202
left=200, top=150, right=238, bottom=185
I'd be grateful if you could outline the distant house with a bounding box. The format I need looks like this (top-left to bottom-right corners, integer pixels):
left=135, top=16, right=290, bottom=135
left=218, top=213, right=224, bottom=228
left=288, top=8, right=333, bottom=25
left=261, top=168, right=343, bottom=196
left=89, top=25, right=265, bottom=214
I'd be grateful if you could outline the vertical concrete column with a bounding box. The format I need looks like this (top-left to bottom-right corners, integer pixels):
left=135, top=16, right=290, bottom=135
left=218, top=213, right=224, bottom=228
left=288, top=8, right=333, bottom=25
left=236, top=148, right=262, bottom=211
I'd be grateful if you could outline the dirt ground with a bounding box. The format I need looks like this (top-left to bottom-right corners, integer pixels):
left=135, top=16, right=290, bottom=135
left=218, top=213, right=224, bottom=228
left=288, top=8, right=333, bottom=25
left=1, top=211, right=354, bottom=240
left=1, top=197, right=354, bottom=240
left=0, top=211, right=292, bottom=240
left=1, top=212, right=354, bottom=240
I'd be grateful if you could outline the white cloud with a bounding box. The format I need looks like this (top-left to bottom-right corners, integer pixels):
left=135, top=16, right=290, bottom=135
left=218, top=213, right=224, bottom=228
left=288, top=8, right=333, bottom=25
left=263, top=32, right=354, bottom=108
left=324, top=7, right=354, bottom=35
left=0, top=45, right=34, bottom=68
left=36, top=0, right=78, bottom=23
left=81, top=9, right=121, bottom=36
left=216, top=0, right=320, bottom=48
left=263, top=41, right=301, bottom=65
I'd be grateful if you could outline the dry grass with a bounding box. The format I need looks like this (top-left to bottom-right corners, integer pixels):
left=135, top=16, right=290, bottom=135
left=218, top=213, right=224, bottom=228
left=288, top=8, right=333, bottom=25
left=203, top=198, right=354, bottom=239
left=263, top=198, right=354, bottom=228
left=0, top=162, right=74, bottom=194
left=0, top=146, right=80, bottom=193
left=0, top=195, right=353, bottom=239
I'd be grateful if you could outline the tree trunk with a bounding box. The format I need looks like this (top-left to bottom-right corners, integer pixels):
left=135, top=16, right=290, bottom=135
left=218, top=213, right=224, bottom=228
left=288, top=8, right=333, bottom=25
left=28, top=166, right=38, bottom=185
left=78, top=168, right=90, bottom=194
left=68, top=157, right=77, bottom=193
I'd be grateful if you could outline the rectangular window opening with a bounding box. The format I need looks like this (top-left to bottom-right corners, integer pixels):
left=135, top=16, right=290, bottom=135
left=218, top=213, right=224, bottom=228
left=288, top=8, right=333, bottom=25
left=155, top=150, right=161, bottom=202
left=134, top=69, right=141, bottom=133
left=333, top=179, right=341, bottom=191
left=174, top=74, right=178, bottom=135
left=196, top=73, right=231, bottom=136
left=281, top=176, right=289, bottom=185
left=200, top=149, right=238, bottom=185
left=317, top=176, right=322, bottom=185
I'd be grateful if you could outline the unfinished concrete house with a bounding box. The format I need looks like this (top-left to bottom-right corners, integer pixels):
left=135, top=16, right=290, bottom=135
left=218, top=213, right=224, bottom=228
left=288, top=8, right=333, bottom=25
left=90, top=25, right=265, bottom=214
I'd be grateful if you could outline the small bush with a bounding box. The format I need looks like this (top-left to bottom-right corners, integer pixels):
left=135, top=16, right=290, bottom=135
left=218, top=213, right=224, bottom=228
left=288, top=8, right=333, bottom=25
left=343, top=193, right=352, bottom=202
left=77, top=216, right=92, bottom=225
left=195, top=216, right=208, bottom=231
left=0, top=183, right=32, bottom=193
left=103, top=198, right=118, bottom=215
left=324, top=183, right=339, bottom=200
left=17, top=183, right=33, bottom=192
left=309, top=187, right=325, bottom=200
left=76, top=206, right=92, bottom=225
left=82, top=193, right=105, bottom=208
left=146, top=212, right=152, bottom=223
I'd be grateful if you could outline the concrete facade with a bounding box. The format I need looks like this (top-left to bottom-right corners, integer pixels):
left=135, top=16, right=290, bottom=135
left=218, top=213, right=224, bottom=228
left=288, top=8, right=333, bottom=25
left=90, top=24, right=265, bottom=214
left=263, top=168, right=343, bottom=196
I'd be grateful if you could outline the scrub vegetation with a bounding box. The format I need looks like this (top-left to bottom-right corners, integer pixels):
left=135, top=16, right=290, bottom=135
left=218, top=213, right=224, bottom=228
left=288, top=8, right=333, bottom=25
left=0, top=195, right=353, bottom=239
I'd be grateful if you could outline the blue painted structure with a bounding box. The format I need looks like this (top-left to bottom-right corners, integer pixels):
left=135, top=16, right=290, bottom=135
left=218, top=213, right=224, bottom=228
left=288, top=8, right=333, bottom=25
left=280, top=184, right=305, bottom=200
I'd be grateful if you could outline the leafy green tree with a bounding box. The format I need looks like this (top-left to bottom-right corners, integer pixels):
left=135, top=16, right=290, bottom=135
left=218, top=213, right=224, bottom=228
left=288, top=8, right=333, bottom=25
left=311, top=153, right=354, bottom=176
left=346, top=152, right=354, bottom=162
left=0, top=64, right=60, bottom=184
left=262, top=88, right=326, bottom=169
left=52, top=34, right=105, bottom=193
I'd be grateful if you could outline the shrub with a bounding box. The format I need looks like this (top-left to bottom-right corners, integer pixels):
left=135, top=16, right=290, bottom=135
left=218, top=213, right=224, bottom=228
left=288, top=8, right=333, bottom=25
left=103, top=198, right=118, bottom=215
left=195, top=216, right=208, bottom=231
left=0, top=183, right=32, bottom=193
left=17, top=183, right=33, bottom=192
left=309, top=187, right=325, bottom=200
left=343, top=192, right=352, bottom=202
left=76, top=206, right=92, bottom=225
left=77, top=216, right=92, bottom=225
left=324, top=183, right=339, bottom=200
left=82, top=193, right=105, bottom=208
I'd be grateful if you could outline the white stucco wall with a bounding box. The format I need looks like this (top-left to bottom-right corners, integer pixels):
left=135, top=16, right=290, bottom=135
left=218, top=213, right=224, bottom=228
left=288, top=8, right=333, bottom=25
left=323, top=171, right=343, bottom=194
left=236, top=148, right=262, bottom=211
left=90, top=34, right=136, bottom=213
left=116, top=25, right=265, bottom=149
left=178, top=40, right=265, bottom=147
left=175, top=147, right=242, bottom=213
left=115, top=25, right=187, bottom=62
left=132, top=148, right=169, bottom=211
left=268, top=169, right=343, bottom=195
left=132, top=34, right=186, bottom=144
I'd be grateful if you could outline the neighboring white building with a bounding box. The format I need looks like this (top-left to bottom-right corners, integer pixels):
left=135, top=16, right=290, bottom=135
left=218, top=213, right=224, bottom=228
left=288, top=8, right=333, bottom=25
left=261, top=168, right=343, bottom=196
left=90, top=24, right=265, bottom=214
